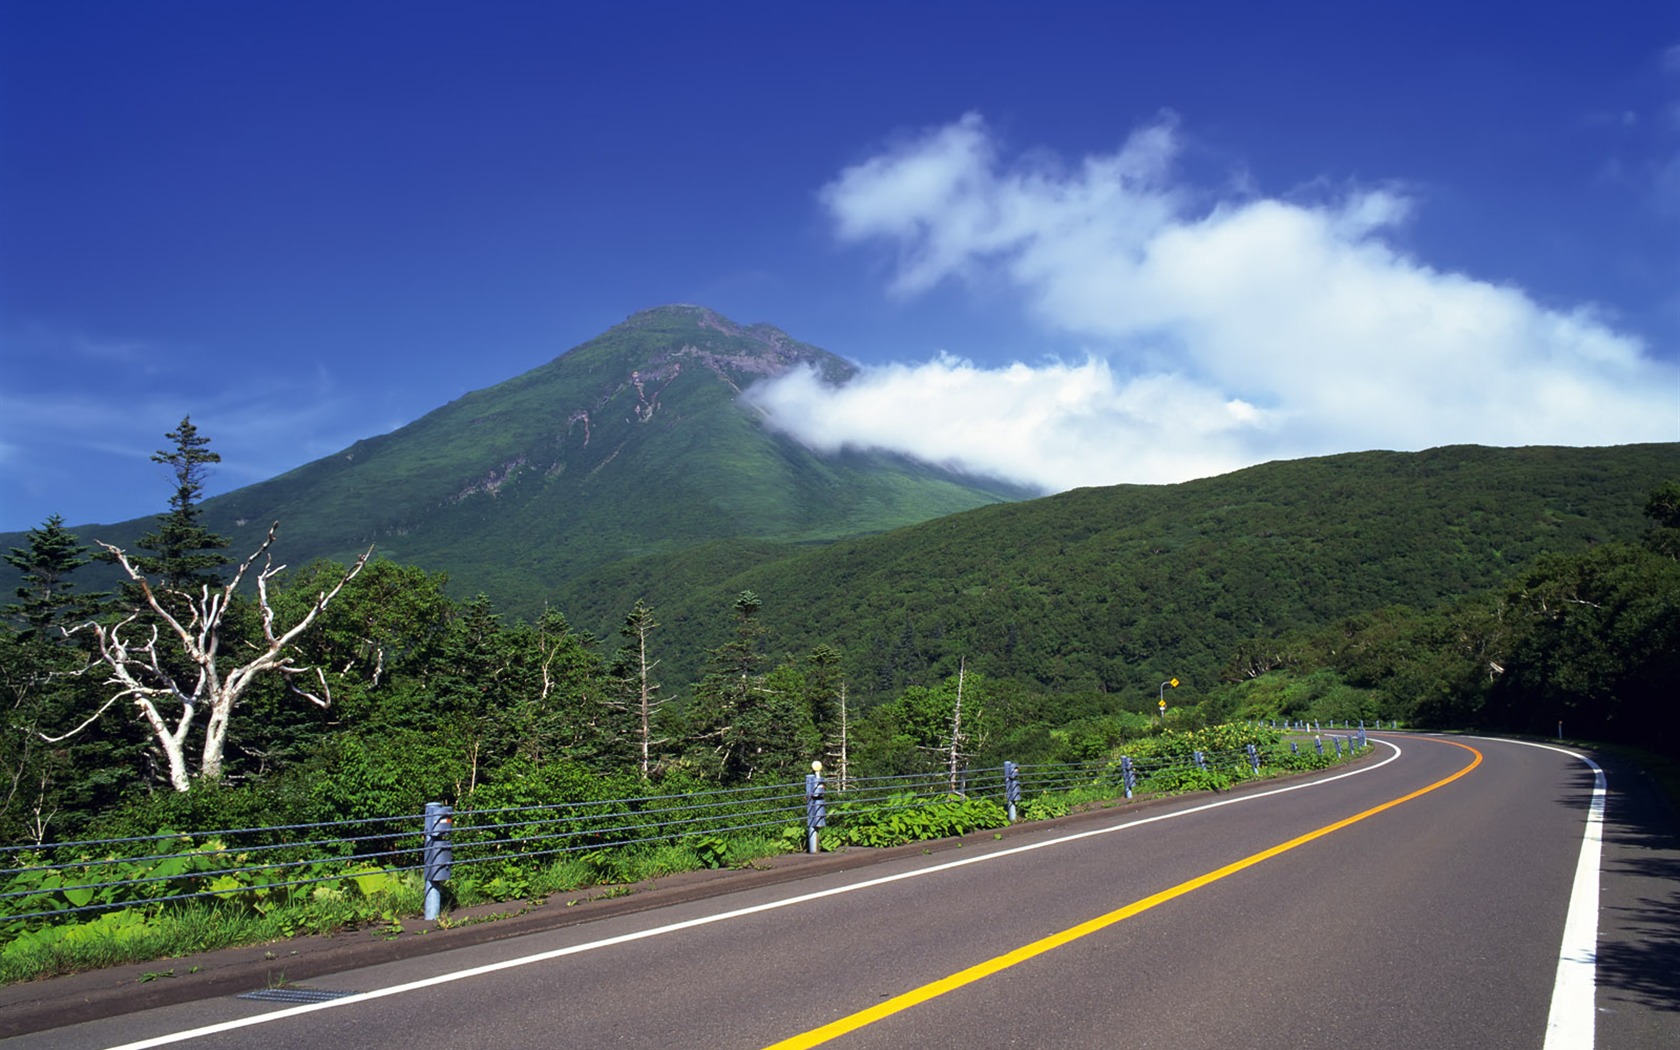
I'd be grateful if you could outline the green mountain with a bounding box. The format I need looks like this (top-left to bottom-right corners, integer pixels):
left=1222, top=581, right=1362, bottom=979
left=4, top=304, right=1674, bottom=715
left=625, top=443, right=1680, bottom=702
left=3, top=305, right=1029, bottom=614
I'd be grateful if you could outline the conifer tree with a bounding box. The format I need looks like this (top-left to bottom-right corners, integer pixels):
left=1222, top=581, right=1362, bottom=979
left=4, top=514, right=96, bottom=639
left=134, top=416, right=229, bottom=594
left=688, top=591, right=777, bottom=781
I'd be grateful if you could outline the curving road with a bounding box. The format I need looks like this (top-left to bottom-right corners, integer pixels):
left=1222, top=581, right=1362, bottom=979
left=12, top=734, right=1678, bottom=1049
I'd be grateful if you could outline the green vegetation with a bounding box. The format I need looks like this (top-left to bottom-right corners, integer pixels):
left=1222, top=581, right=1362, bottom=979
left=822, top=794, right=1011, bottom=848
left=0, top=837, right=424, bottom=984
left=0, top=315, right=1675, bottom=982
left=1204, top=505, right=1680, bottom=753
left=700, top=443, right=1676, bottom=706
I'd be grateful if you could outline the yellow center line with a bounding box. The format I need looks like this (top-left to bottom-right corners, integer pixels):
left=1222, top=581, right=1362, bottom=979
left=765, top=738, right=1484, bottom=1050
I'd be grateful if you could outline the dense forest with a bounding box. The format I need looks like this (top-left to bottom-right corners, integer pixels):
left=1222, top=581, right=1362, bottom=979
left=3, top=423, right=1676, bottom=847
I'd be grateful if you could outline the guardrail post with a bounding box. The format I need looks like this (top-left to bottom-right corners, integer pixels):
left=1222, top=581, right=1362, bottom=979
left=1334, top=737, right=1344, bottom=756
left=423, top=802, right=454, bottom=922
left=1315, top=736, right=1325, bottom=756
left=805, top=772, right=827, bottom=854
left=1290, top=740, right=1299, bottom=755
left=1003, top=761, right=1021, bottom=822
left=1357, top=724, right=1367, bottom=748
left=1121, top=755, right=1135, bottom=799
left=1193, top=750, right=1207, bottom=771
left=1246, top=743, right=1260, bottom=774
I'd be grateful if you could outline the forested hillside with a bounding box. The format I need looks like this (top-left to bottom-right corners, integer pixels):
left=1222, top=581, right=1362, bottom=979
left=599, top=443, right=1679, bottom=697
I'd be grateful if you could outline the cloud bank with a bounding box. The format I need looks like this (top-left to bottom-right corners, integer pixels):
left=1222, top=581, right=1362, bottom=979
left=747, top=114, right=1679, bottom=491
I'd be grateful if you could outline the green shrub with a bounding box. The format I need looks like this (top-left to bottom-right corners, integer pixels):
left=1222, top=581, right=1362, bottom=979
left=823, top=793, right=1009, bottom=848
left=1018, top=792, right=1071, bottom=821
left=1137, top=766, right=1233, bottom=795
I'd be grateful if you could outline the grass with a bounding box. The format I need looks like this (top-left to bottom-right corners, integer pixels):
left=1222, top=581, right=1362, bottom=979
left=0, top=881, right=423, bottom=985
left=0, top=830, right=799, bottom=985
left=0, top=754, right=1360, bottom=986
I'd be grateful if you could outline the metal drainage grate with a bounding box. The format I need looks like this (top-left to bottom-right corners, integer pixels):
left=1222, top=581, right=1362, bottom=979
left=237, top=987, right=361, bottom=1004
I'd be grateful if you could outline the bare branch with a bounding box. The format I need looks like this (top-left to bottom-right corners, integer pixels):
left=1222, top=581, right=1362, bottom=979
left=285, top=665, right=334, bottom=709
left=37, top=693, right=125, bottom=744
left=57, top=530, right=374, bottom=790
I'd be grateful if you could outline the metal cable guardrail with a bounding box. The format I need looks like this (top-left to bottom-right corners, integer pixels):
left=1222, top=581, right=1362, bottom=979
left=0, top=809, right=426, bottom=924
left=2, top=728, right=1372, bottom=926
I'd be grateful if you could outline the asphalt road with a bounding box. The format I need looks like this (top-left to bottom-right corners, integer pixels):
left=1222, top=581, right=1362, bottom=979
left=10, top=734, right=1677, bottom=1049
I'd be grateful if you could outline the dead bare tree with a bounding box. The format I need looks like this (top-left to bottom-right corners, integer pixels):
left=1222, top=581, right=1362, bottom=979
left=910, top=659, right=984, bottom=793
left=827, top=681, right=850, bottom=790
left=603, top=600, right=668, bottom=777
left=947, top=657, right=967, bottom=793
left=54, top=524, right=371, bottom=791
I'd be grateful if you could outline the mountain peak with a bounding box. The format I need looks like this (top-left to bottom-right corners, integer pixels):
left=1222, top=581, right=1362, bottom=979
left=604, top=304, right=854, bottom=384
left=622, top=303, right=727, bottom=326
left=619, top=303, right=791, bottom=344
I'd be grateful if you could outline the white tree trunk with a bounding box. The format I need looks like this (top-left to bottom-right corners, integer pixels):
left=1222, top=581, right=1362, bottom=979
left=57, top=524, right=370, bottom=791
left=948, top=658, right=966, bottom=793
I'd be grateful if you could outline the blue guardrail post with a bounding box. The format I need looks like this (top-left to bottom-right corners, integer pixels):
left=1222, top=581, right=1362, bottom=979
left=1121, top=755, right=1135, bottom=799
left=1003, top=761, right=1020, bottom=822
left=423, top=802, right=454, bottom=921
left=805, top=772, right=827, bottom=854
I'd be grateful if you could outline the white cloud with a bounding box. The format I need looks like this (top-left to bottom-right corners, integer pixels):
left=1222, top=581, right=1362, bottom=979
left=745, top=355, right=1266, bottom=490
left=753, top=114, right=1679, bottom=492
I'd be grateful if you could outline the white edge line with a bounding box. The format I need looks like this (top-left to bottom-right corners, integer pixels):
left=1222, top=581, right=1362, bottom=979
left=102, top=740, right=1404, bottom=1050
left=1476, top=737, right=1604, bottom=1050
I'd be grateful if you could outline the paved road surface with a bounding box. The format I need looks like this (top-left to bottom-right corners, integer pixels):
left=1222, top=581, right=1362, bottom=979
left=10, top=734, right=1677, bottom=1049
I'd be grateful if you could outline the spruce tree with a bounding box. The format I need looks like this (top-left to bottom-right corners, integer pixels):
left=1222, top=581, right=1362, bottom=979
left=134, top=416, right=230, bottom=593
left=4, top=514, right=96, bottom=638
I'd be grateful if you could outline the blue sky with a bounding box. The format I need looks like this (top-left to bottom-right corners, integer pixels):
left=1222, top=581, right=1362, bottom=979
left=3, top=0, right=1677, bottom=533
